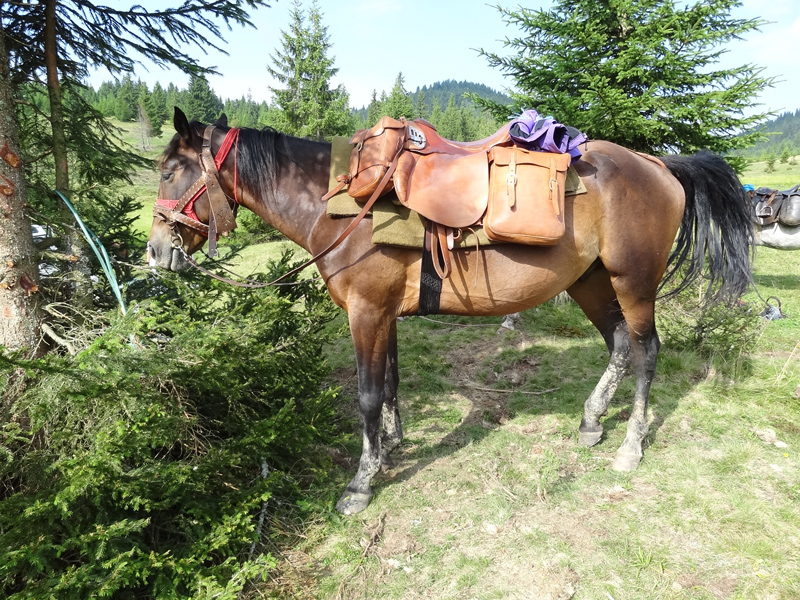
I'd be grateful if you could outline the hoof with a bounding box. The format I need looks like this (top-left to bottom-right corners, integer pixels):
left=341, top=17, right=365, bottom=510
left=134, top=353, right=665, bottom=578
left=578, top=429, right=603, bottom=447
left=611, top=452, right=642, bottom=472
left=336, top=491, right=373, bottom=515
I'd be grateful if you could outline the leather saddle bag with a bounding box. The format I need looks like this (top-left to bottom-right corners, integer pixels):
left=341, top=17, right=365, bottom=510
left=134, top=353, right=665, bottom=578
left=394, top=150, right=490, bottom=229
left=484, top=147, right=572, bottom=245
left=778, top=186, right=800, bottom=227
left=347, top=116, right=407, bottom=199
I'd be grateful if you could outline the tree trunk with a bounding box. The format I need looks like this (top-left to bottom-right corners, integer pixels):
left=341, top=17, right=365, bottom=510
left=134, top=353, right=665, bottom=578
left=0, top=27, right=43, bottom=356
left=44, top=0, right=93, bottom=307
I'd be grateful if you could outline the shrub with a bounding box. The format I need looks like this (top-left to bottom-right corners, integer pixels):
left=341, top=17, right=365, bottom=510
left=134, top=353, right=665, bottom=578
left=0, top=252, right=341, bottom=599
left=657, top=279, right=764, bottom=370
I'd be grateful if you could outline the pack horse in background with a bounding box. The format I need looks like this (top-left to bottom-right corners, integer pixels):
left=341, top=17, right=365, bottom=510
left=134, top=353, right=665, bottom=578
left=148, top=108, right=753, bottom=515
left=747, top=184, right=800, bottom=250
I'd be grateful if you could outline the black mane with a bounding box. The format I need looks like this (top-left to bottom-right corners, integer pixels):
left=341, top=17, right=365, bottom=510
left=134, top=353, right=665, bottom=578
left=162, top=120, right=293, bottom=201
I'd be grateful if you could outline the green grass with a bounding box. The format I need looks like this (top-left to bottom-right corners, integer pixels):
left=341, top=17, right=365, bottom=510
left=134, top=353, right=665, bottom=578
left=285, top=247, right=800, bottom=600
left=741, top=155, right=800, bottom=190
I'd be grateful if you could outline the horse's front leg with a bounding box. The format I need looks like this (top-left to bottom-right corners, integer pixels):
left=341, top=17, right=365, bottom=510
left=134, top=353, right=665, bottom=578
left=336, top=310, right=393, bottom=515
left=380, top=319, right=402, bottom=470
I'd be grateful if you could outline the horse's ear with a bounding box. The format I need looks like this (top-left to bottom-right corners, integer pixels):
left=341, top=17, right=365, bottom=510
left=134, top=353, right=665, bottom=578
left=215, top=113, right=228, bottom=127
left=174, top=107, right=192, bottom=144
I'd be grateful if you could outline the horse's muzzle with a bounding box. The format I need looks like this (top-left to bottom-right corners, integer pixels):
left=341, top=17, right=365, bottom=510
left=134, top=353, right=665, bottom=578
left=146, top=242, right=192, bottom=272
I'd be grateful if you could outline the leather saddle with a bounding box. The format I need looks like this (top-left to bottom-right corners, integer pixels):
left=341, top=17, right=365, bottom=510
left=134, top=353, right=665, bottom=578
left=752, top=184, right=800, bottom=227
left=329, top=116, right=572, bottom=278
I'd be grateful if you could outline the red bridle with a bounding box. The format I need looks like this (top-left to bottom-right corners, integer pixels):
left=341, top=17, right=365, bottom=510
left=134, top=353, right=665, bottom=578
left=154, top=125, right=240, bottom=256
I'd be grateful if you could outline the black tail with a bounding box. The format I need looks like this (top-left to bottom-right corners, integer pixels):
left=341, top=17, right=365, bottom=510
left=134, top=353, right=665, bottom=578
left=659, top=151, right=753, bottom=302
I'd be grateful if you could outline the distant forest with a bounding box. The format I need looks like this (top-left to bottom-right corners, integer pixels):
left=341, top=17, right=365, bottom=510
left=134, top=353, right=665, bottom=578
left=352, top=79, right=510, bottom=118
left=83, top=75, right=511, bottom=148
left=735, top=110, right=800, bottom=160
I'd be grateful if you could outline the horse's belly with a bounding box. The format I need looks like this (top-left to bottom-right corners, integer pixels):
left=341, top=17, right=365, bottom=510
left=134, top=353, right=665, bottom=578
left=434, top=245, right=593, bottom=316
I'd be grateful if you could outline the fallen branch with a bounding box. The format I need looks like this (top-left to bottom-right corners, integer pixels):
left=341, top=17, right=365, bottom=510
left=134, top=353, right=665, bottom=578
left=41, top=322, right=77, bottom=355
left=335, top=510, right=386, bottom=600
left=39, top=250, right=78, bottom=262
left=460, top=382, right=560, bottom=395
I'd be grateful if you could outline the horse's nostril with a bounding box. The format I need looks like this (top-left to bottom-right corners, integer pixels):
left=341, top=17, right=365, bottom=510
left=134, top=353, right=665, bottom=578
left=146, top=242, right=159, bottom=268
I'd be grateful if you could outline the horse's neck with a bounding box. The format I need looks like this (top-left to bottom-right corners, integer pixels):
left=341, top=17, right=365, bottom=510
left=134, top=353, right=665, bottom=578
left=235, top=135, right=331, bottom=252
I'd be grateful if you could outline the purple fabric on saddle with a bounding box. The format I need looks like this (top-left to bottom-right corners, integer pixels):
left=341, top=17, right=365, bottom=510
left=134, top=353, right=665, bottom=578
left=508, top=109, right=587, bottom=163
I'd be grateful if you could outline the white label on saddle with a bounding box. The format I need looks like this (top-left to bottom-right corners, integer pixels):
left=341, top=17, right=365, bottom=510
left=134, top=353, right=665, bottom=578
left=408, top=125, right=427, bottom=149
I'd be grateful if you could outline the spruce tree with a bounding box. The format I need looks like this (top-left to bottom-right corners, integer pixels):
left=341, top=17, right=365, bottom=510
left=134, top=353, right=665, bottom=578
left=414, top=89, right=429, bottom=120
left=267, top=0, right=352, bottom=138
left=475, top=0, right=774, bottom=155
left=366, top=89, right=382, bottom=126
left=300, top=1, right=351, bottom=139
left=383, top=72, right=414, bottom=120
left=268, top=0, right=306, bottom=134
left=438, top=94, right=465, bottom=140
left=113, top=75, right=137, bottom=121
left=165, top=82, right=181, bottom=114
left=183, top=74, right=223, bottom=123
left=0, top=30, right=41, bottom=356
left=149, top=82, right=169, bottom=132
left=429, top=97, right=443, bottom=130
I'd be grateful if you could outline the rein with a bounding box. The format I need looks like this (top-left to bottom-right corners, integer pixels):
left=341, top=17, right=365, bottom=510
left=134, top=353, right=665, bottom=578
left=175, top=247, right=322, bottom=288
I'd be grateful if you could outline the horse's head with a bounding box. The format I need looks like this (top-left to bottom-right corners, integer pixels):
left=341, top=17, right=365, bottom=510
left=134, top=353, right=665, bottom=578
left=147, top=108, right=237, bottom=271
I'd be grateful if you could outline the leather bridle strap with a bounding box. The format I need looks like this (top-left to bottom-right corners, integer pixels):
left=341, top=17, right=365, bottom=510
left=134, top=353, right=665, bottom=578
left=200, top=126, right=238, bottom=257
left=154, top=125, right=240, bottom=257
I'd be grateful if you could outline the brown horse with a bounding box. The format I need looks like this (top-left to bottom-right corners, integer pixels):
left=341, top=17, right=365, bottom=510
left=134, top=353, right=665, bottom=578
left=148, top=108, right=753, bottom=515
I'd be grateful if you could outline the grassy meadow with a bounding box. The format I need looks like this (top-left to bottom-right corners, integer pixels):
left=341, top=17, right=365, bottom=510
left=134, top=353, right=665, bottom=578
left=117, top=119, right=800, bottom=599
left=741, top=156, right=800, bottom=191
left=291, top=244, right=799, bottom=600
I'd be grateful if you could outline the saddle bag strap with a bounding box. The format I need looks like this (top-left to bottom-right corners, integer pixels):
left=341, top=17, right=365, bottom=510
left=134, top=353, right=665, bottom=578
left=321, top=174, right=351, bottom=203
left=271, top=150, right=402, bottom=284
left=507, top=152, right=517, bottom=208
left=549, top=156, right=559, bottom=213
left=427, top=222, right=453, bottom=280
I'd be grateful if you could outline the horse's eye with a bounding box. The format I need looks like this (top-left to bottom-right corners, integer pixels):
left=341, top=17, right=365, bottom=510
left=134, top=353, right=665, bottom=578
left=161, top=172, right=173, bottom=182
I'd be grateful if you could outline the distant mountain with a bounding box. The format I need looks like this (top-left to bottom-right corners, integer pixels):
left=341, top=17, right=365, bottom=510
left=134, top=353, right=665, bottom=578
left=352, top=79, right=510, bottom=120
left=735, top=110, right=800, bottom=158
left=412, top=79, right=510, bottom=113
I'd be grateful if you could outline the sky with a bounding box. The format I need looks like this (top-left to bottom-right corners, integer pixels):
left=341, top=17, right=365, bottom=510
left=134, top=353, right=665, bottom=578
left=87, top=0, right=800, bottom=116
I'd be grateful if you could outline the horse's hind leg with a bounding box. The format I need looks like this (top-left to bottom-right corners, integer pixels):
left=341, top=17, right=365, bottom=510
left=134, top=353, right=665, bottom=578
left=609, top=280, right=661, bottom=471
left=380, top=319, right=403, bottom=470
left=567, top=265, right=632, bottom=447
left=336, top=309, right=393, bottom=515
